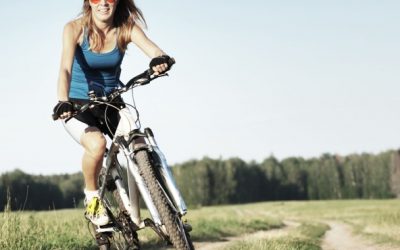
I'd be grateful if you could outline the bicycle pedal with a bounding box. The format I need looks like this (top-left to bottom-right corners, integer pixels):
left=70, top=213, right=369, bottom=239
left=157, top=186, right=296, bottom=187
left=94, top=223, right=117, bottom=233
left=95, top=226, right=116, bottom=233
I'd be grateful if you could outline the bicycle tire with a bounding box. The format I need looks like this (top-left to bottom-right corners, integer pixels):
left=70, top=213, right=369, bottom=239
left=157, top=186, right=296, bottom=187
left=135, top=150, right=194, bottom=250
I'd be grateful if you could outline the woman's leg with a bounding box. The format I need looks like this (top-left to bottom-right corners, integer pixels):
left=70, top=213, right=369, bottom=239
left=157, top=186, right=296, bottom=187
left=79, top=127, right=109, bottom=226
left=80, top=127, right=107, bottom=191
left=63, top=118, right=109, bottom=226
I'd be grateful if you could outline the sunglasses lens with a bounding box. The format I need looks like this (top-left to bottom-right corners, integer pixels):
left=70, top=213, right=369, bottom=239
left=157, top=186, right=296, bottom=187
left=90, top=0, right=115, bottom=4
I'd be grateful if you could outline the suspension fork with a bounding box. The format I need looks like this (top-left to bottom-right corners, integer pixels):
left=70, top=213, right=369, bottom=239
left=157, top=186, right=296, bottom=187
left=144, top=128, right=188, bottom=216
left=114, top=136, right=163, bottom=226
left=99, top=141, right=162, bottom=227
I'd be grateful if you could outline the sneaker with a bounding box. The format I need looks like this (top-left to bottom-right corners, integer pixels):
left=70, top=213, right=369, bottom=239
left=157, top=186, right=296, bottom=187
left=84, top=197, right=110, bottom=226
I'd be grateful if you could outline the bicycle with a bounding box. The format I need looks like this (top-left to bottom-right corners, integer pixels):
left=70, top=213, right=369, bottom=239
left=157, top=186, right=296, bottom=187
left=53, top=59, right=194, bottom=250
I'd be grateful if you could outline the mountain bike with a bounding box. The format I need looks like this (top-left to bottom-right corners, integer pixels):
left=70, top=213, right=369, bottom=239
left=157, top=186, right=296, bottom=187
left=53, top=60, right=194, bottom=250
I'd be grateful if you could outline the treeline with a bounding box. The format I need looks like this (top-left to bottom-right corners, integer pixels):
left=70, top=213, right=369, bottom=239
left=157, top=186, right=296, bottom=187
left=1, top=150, right=400, bottom=211
left=173, top=150, right=399, bottom=206
left=0, top=171, right=84, bottom=210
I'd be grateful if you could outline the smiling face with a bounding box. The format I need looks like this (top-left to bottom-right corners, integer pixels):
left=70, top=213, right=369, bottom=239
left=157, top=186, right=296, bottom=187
left=89, top=0, right=119, bottom=24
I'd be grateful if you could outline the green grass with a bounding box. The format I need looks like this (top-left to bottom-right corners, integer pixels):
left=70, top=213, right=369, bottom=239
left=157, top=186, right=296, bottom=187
left=0, top=209, right=95, bottom=249
left=132, top=204, right=284, bottom=248
left=186, top=204, right=283, bottom=241
left=222, top=218, right=329, bottom=250
left=255, top=199, right=400, bottom=246
left=1, top=200, right=400, bottom=249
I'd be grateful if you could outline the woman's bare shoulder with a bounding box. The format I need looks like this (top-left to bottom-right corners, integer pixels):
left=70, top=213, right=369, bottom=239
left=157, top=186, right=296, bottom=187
left=63, top=19, right=84, bottom=42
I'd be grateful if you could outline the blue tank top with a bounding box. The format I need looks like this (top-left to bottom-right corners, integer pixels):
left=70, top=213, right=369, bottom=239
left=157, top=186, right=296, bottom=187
left=69, top=28, right=125, bottom=100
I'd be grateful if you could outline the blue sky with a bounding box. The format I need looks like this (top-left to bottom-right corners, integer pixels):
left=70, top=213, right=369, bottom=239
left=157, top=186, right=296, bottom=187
left=1, top=1, right=399, bottom=174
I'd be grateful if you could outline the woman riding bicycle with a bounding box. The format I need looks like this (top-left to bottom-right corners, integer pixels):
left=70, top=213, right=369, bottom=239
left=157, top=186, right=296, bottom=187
left=53, top=0, right=172, bottom=229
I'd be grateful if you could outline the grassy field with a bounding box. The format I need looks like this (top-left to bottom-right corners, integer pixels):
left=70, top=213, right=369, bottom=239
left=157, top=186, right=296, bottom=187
left=1, top=199, right=399, bottom=249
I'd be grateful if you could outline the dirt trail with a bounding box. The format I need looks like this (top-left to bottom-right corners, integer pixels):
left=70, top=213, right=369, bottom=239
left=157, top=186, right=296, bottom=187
left=194, top=220, right=299, bottom=250
left=144, top=220, right=395, bottom=250
left=321, top=221, right=393, bottom=250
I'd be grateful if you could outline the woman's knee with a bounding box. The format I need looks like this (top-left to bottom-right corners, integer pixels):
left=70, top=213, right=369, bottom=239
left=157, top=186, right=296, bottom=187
left=80, top=128, right=106, bottom=158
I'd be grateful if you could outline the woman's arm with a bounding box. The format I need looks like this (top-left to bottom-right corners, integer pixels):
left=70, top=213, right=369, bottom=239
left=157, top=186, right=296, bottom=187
left=57, top=21, right=81, bottom=101
left=130, top=24, right=171, bottom=74
left=130, top=24, right=166, bottom=58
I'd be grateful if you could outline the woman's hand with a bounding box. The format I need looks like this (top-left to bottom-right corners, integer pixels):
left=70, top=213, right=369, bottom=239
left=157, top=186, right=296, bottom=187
left=149, top=55, right=174, bottom=75
left=53, top=101, right=74, bottom=120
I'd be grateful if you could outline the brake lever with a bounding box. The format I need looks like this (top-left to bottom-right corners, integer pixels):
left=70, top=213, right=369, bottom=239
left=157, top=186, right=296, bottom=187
left=130, top=72, right=168, bottom=88
left=151, top=72, right=169, bottom=79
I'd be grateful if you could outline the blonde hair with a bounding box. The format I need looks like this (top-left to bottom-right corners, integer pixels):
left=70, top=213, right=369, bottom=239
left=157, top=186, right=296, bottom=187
left=81, top=0, right=146, bottom=52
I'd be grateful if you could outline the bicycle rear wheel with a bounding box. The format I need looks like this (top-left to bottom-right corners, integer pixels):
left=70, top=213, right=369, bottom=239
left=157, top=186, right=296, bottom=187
left=135, top=150, right=194, bottom=250
left=91, top=167, right=140, bottom=250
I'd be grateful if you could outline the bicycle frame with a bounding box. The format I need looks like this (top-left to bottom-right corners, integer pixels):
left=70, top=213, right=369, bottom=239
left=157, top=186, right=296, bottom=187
left=98, top=106, right=187, bottom=232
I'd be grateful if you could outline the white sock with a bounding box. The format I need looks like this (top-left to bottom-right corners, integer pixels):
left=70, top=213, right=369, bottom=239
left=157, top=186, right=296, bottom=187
left=84, top=189, right=99, bottom=201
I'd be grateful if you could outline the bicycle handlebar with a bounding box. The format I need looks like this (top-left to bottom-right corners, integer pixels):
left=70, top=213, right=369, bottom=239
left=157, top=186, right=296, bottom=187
left=52, top=57, right=175, bottom=121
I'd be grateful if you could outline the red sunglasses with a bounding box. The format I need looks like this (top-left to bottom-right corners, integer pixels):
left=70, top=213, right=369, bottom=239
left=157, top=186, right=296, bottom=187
left=90, top=0, right=116, bottom=4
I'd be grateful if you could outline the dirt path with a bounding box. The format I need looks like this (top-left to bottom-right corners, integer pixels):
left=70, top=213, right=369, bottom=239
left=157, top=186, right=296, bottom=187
left=321, top=221, right=393, bottom=250
left=194, top=220, right=299, bottom=250
left=144, top=220, right=394, bottom=250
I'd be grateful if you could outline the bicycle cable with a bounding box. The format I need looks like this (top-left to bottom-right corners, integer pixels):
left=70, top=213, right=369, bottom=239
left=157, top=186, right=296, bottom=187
left=101, top=101, right=140, bottom=138
left=130, top=88, right=142, bottom=129
left=89, top=82, right=142, bottom=139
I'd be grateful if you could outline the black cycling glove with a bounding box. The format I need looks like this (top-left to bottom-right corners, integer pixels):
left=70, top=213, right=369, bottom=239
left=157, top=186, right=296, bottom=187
left=149, top=55, right=174, bottom=70
left=53, top=101, right=74, bottom=118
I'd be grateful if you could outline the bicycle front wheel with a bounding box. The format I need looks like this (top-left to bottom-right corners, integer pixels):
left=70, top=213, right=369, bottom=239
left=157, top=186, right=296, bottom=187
left=135, top=150, right=194, bottom=250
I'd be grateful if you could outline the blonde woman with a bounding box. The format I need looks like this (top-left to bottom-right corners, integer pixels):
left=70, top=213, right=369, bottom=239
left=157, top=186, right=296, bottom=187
left=53, top=0, right=172, bottom=227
